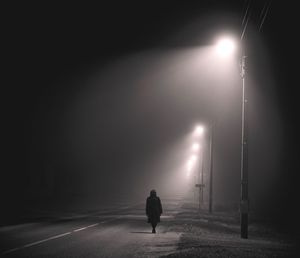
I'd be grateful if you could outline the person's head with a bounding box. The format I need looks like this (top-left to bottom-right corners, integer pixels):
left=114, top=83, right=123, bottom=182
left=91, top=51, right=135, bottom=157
left=150, top=189, right=157, bottom=197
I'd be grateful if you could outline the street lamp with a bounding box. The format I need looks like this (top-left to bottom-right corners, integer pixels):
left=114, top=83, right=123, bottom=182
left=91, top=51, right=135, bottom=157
left=216, top=38, right=236, bottom=57
left=192, top=143, right=200, bottom=151
left=194, top=125, right=204, bottom=136
left=190, top=154, right=197, bottom=162
left=195, top=142, right=205, bottom=211
left=240, top=52, right=249, bottom=239
left=216, top=36, right=249, bottom=239
left=191, top=125, right=206, bottom=210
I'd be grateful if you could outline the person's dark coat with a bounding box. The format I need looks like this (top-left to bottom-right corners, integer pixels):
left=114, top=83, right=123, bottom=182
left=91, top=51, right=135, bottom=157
left=146, top=190, right=162, bottom=224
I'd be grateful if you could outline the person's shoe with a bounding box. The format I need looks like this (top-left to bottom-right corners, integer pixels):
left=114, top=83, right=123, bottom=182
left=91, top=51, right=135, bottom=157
left=152, top=228, right=156, bottom=233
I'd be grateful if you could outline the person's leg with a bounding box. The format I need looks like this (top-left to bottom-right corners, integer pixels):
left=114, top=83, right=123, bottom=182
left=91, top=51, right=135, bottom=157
left=152, top=222, right=157, bottom=233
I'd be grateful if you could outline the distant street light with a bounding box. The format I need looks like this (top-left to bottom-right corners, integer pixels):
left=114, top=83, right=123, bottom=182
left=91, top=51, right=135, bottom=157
left=215, top=36, right=249, bottom=239
left=192, top=143, right=200, bottom=151
left=195, top=141, right=205, bottom=211
left=188, top=125, right=205, bottom=209
left=194, top=125, right=204, bottom=136
left=191, top=155, right=197, bottom=162
left=200, top=142, right=205, bottom=205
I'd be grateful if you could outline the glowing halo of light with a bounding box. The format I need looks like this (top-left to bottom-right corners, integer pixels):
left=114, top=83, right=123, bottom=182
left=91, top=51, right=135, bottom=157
left=191, top=155, right=197, bottom=162
left=216, top=38, right=236, bottom=57
left=194, top=125, right=204, bottom=136
left=192, top=143, right=200, bottom=151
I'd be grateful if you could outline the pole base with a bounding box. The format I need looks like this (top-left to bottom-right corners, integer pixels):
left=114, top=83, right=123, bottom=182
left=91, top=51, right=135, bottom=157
left=240, top=212, right=248, bottom=239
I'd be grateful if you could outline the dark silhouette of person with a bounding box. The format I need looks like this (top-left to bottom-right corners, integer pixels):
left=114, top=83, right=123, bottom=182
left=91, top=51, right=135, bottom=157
left=146, top=189, right=163, bottom=233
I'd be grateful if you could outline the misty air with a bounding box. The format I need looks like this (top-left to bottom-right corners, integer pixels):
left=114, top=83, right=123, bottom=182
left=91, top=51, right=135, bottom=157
left=1, top=1, right=298, bottom=257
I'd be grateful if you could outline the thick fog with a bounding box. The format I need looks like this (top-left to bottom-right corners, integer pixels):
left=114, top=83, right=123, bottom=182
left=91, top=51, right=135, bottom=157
left=22, top=42, right=282, bottom=213
left=2, top=7, right=288, bottom=223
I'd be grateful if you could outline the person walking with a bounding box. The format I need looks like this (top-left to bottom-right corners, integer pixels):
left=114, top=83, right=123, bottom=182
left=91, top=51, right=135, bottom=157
left=146, top=189, right=163, bottom=233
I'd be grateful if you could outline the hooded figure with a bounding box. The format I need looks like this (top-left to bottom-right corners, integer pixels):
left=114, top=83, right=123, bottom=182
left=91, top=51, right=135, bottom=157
left=146, top=189, right=163, bottom=233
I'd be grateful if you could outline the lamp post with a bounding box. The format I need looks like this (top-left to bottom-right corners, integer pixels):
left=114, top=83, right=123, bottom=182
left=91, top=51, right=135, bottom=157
left=192, top=125, right=205, bottom=209
left=200, top=142, right=205, bottom=208
left=216, top=37, right=249, bottom=238
left=194, top=142, right=204, bottom=211
left=208, top=122, right=214, bottom=213
left=240, top=53, right=248, bottom=239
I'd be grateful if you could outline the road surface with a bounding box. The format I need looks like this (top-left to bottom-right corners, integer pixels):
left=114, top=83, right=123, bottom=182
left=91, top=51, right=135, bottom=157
left=1, top=197, right=296, bottom=257
left=0, top=198, right=182, bottom=257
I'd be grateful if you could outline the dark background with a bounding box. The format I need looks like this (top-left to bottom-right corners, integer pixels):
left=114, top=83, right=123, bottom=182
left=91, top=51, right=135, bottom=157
left=3, top=1, right=298, bottom=233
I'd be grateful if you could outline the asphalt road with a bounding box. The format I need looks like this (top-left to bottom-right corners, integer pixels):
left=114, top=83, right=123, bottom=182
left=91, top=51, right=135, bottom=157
left=0, top=198, right=182, bottom=258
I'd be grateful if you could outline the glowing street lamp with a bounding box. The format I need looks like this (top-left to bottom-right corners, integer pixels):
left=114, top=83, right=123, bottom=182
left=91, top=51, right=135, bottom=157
left=192, top=143, right=200, bottom=151
left=216, top=37, right=236, bottom=57
left=192, top=139, right=205, bottom=211
left=190, top=155, right=197, bottom=163
left=194, top=125, right=204, bottom=136
left=187, top=155, right=197, bottom=169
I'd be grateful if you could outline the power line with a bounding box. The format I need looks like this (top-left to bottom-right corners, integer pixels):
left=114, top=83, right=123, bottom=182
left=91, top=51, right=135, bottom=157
left=241, top=0, right=251, bottom=27
left=240, top=0, right=272, bottom=39
left=240, top=0, right=252, bottom=40
left=258, top=0, right=272, bottom=32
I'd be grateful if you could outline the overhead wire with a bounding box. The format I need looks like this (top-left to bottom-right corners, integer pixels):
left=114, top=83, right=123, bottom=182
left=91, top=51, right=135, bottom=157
left=240, top=0, right=252, bottom=41
left=258, top=0, right=272, bottom=32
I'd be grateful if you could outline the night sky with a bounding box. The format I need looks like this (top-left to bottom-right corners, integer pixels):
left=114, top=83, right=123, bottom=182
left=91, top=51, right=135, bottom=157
left=3, top=1, right=298, bottom=230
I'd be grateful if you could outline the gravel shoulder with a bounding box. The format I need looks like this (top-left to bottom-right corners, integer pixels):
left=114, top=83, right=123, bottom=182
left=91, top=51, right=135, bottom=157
left=160, top=201, right=298, bottom=258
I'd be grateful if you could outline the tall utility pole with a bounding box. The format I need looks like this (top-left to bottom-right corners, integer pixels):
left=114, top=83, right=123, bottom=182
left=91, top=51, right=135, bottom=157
left=208, top=123, right=214, bottom=213
left=240, top=54, right=249, bottom=239
left=198, top=156, right=201, bottom=211
left=197, top=147, right=205, bottom=211
left=201, top=146, right=204, bottom=204
left=239, top=0, right=269, bottom=238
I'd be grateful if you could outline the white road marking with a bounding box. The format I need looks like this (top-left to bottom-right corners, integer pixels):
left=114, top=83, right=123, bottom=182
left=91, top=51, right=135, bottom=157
left=2, top=232, right=71, bottom=255
left=2, top=223, right=99, bottom=255
left=2, top=247, right=22, bottom=254
left=73, top=227, right=87, bottom=232
left=2, top=202, right=142, bottom=255
left=86, top=223, right=99, bottom=228
left=23, top=232, right=72, bottom=247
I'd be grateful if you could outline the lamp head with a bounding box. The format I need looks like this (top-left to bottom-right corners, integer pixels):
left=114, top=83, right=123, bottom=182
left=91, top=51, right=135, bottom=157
left=216, top=37, right=236, bottom=57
